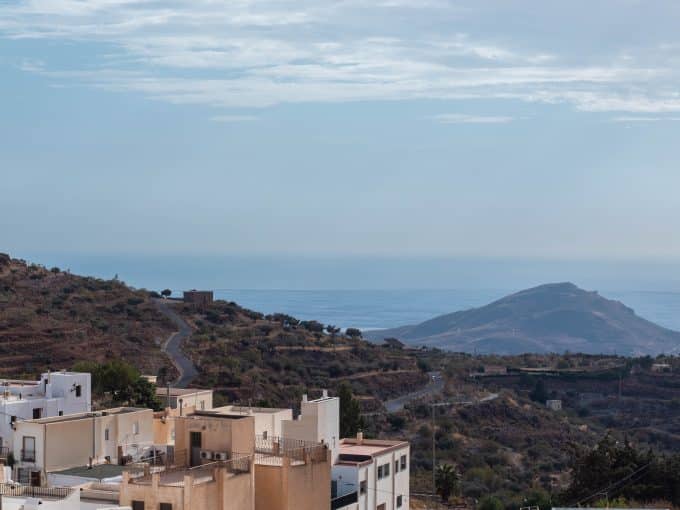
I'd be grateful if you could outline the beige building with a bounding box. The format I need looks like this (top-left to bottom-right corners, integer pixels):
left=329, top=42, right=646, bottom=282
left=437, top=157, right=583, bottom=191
left=174, top=412, right=255, bottom=467
left=212, top=405, right=292, bottom=440
left=156, top=388, right=213, bottom=414
left=183, top=290, right=214, bottom=306
left=124, top=410, right=331, bottom=510
left=120, top=456, right=254, bottom=510
left=12, top=407, right=153, bottom=486
left=254, top=442, right=330, bottom=510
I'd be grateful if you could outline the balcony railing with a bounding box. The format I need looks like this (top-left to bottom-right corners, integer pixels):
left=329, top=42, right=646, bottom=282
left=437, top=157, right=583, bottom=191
left=0, top=484, right=74, bottom=500
left=332, top=491, right=358, bottom=510
left=21, top=450, right=36, bottom=462
left=0, top=446, right=9, bottom=459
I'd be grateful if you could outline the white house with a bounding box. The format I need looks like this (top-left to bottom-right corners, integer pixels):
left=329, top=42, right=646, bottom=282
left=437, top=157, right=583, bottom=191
left=281, top=390, right=340, bottom=463
left=0, top=371, right=91, bottom=453
left=332, top=433, right=410, bottom=510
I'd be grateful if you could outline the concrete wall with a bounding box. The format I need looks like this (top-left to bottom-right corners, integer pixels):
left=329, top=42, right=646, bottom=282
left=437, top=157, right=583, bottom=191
left=1, top=490, right=80, bottom=510
left=254, top=452, right=331, bottom=510
left=281, top=396, right=339, bottom=462
left=121, top=467, right=254, bottom=510
left=13, top=408, right=154, bottom=478
left=175, top=415, right=255, bottom=461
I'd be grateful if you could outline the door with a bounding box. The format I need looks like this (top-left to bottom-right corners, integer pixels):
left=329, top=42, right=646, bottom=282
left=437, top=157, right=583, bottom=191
left=30, top=470, right=41, bottom=487
left=190, top=431, right=202, bottom=466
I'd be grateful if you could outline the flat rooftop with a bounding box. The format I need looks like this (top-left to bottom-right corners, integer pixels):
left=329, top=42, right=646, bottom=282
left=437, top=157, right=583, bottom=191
left=29, top=407, right=147, bottom=424
left=156, top=388, right=211, bottom=397
left=51, top=463, right=128, bottom=480
left=180, top=411, right=250, bottom=420
left=339, top=438, right=409, bottom=458
left=214, top=405, right=290, bottom=415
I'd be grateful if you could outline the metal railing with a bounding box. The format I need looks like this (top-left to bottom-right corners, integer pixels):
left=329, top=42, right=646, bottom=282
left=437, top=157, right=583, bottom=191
left=0, top=484, right=74, bottom=500
left=255, top=435, right=327, bottom=463
left=332, top=491, right=358, bottom=510
left=131, top=453, right=253, bottom=486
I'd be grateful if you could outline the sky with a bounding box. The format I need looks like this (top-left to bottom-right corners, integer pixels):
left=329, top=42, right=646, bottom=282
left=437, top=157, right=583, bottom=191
left=1, top=1, right=680, bottom=287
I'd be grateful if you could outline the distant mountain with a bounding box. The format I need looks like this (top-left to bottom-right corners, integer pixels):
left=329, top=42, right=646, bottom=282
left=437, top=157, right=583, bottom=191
left=365, top=283, right=680, bottom=355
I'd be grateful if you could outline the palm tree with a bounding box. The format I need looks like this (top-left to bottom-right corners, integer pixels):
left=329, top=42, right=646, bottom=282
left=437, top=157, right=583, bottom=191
left=435, top=463, right=460, bottom=503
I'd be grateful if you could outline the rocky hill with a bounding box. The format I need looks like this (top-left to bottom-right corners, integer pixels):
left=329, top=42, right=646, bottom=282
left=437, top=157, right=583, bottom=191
left=366, top=282, right=680, bottom=355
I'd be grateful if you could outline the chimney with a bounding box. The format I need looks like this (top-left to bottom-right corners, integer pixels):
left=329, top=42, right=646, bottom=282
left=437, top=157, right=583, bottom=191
left=356, top=431, right=363, bottom=445
left=322, top=389, right=328, bottom=398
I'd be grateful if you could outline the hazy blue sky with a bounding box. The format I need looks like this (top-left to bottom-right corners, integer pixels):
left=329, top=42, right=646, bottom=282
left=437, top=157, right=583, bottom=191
left=2, top=1, right=680, bottom=266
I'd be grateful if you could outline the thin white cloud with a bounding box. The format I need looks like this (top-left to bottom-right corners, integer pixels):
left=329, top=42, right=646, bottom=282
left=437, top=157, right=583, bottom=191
left=610, top=116, right=680, bottom=122
left=2, top=1, right=680, bottom=113
left=211, top=115, right=258, bottom=123
left=430, top=114, right=513, bottom=124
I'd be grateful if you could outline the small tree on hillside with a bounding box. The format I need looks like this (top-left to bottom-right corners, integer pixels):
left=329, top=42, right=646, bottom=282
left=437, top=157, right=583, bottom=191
left=338, top=382, right=363, bottom=438
left=435, top=463, right=460, bottom=503
left=345, top=328, right=362, bottom=339
left=161, top=289, right=172, bottom=298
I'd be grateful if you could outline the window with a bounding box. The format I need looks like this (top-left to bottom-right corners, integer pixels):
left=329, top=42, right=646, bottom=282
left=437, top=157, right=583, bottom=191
left=397, top=495, right=403, bottom=508
left=395, top=460, right=399, bottom=473
left=75, top=385, right=82, bottom=397
left=131, top=501, right=145, bottom=510
left=377, top=465, right=383, bottom=479
left=105, top=428, right=110, bottom=441
left=132, top=422, right=139, bottom=435
left=359, top=480, right=367, bottom=495
left=32, top=408, right=42, bottom=420
left=17, top=468, right=30, bottom=484
left=383, top=463, right=390, bottom=477
left=160, top=503, right=173, bottom=510
left=58, top=411, right=63, bottom=416
left=22, top=436, right=36, bottom=462
left=200, top=401, right=205, bottom=410
left=262, top=430, right=267, bottom=440
left=400, top=454, right=407, bottom=470
left=10, top=416, right=16, bottom=424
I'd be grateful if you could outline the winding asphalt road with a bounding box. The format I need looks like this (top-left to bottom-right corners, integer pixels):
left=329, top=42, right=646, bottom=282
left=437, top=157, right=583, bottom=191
left=154, top=299, right=199, bottom=388
left=384, top=371, right=445, bottom=412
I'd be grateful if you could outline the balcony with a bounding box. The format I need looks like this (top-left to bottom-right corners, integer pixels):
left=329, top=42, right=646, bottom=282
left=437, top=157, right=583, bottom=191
left=21, top=450, right=36, bottom=462
left=0, top=484, right=74, bottom=500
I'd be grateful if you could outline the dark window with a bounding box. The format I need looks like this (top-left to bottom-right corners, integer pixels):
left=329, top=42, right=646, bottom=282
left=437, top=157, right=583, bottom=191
left=22, top=436, right=36, bottom=462
left=190, top=431, right=202, bottom=448
left=400, top=454, right=407, bottom=470
left=131, top=501, right=144, bottom=510
left=75, top=385, right=82, bottom=397
left=384, top=463, right=390, bottom=477
left=160, top=503, right=172, bottom=510
left=397, top=495, right=403, bottom=508
left=58, top=411, right=63, bottom=416
left=105, top=428, right=110, bottom=441
left=359, top=480, right=367, bottom=495
left=395, top=460, right=399, bottom=473
left=32, top=408, right=41, bottom=420
left=377, top=465, right=383, bottom=479
left=10, top=416, right=16, bottom=423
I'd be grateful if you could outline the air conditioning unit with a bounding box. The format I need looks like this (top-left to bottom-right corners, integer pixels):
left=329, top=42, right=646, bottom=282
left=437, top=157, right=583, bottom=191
left=213, top=452, right=228, bottom=461
left=200, top=450, right=214, bottom=461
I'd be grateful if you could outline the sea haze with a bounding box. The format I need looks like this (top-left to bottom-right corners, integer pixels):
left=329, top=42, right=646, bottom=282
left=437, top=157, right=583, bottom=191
left=16, top=253, right=680, bottom=334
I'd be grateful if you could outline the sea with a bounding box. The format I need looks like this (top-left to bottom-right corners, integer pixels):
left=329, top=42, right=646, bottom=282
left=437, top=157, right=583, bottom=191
left=210, top=289, right=680, bottom=332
